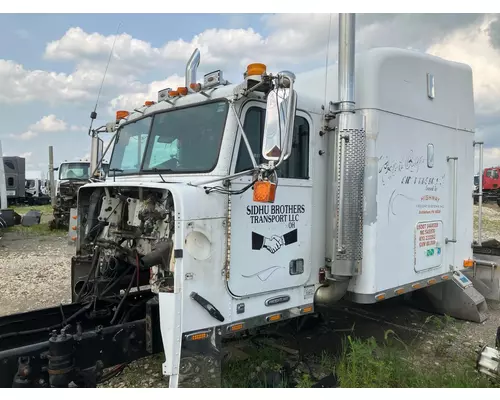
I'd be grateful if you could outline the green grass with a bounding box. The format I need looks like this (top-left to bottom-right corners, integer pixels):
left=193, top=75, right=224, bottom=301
left=222, top=315, right=499, bottom=389
left=333, top=334, right=498, bottom=388
left=9, top=203, right=54, bottom=215
left=4, top=204, right=66, bottom=237
left=6, top=222, right=65, bottom=237
left=222, top=344, right=290, bottom=388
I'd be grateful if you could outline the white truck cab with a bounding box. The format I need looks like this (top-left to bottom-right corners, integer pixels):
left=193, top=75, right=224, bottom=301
left=68, top=15, right=483, bottom=388
left=0, top=14, right=490, bottom=390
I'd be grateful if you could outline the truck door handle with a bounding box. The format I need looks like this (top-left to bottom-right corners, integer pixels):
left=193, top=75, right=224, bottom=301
left=190, top=292, right=225, bottom=322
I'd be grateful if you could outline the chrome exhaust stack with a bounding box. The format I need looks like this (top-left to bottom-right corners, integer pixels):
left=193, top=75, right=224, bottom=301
left=317, top=13, right=366, bottom=306
left=185, top=48, right=201, bottom=90
left=332, top=13, right=365, bottom=279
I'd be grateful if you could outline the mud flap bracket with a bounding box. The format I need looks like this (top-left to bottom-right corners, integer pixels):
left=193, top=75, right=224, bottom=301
left=411, top=270, right=489, bottom=323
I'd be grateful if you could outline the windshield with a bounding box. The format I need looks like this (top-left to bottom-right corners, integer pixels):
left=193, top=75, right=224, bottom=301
left=109, top=100, right=228, bottom=175
left=26, top=179, right=35, bottom=189
left=487, top=169, right=500, bottom=179
left=59, top=162, right=90, bottom=180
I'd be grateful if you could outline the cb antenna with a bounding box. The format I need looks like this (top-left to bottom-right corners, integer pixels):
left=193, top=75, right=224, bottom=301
left=87, top=22, right=122, bottom=136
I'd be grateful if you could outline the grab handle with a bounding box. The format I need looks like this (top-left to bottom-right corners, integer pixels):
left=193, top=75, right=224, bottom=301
left=445, top=156, right=458, bottom=244
left=474, top=141, right=484, bottom=246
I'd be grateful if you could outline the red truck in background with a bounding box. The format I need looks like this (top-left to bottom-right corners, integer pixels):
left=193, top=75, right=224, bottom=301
left=474, top=167, right=500, bottom=206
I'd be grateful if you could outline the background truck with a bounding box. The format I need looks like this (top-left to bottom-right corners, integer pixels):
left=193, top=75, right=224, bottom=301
left=0, top=13, right=493, bottom=389
left=473, top=167, right=500, bottom=205
left=2, top=156, right=26, bottom=205
left=25, top=170, right=50, bottom=205
left=49, top=160, right=109, bottom=229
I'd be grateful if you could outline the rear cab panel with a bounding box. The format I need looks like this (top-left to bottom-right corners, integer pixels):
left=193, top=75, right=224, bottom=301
left=346, top=48, right=475, bottom=301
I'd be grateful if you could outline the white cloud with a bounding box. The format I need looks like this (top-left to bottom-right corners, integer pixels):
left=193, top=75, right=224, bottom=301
left=0, top=60, right=94, bottom=104
left=476, top=147, right=500, bottom=170
left=45, top=27, right=163, bottom=73
left=0, top=58, right=141, bottom=105
left=29, top=114, right=67, bottom=132
left=51, top=14, right=469, bottom=75
left=19, top=151, right=32, bottom=159
left=70, top=125, right=87, bottom=132
left=10, top=131, right=38, bottom=141
left=8, top=115, right=88, bottom=141
left=427, top=15, right=500, bottom=116
left=94, top=13, right=498, bottom=117
left=44, top=26, right=263, bottom=70
left=0, top=14, right=492, bottom=108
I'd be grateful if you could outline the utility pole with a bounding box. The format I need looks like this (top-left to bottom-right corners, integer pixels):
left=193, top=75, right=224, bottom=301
left=49, top=146, right=56, bottom=207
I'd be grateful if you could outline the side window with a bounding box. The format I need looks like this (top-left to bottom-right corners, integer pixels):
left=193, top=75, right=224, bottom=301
left=7, top=177, right=14, bottom=187
left=493, top=169, right=499, bottom=179
left=278, top=116, right=310, bottom=179
left=487, top=170, right=493, bottom=178
left=235, top=107, right=310, bottom=179
left=235, top=108, right=265, bottom=173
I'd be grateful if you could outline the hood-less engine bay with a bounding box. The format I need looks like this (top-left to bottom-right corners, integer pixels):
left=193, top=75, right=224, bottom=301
left=73, top=186, right=176, bottom=322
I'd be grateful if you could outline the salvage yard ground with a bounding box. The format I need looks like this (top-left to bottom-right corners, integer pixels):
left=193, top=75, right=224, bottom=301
left=0, top=204, right=500, bottom=388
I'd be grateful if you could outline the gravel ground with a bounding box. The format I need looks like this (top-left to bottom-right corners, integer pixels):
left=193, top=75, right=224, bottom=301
left=0, top=204, right=499, bottom=387
left=0, top=230, right=73, bottom=317
left=474, top=203, right=500, bottom=242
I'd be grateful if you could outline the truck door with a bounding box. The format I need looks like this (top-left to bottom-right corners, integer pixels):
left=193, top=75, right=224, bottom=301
left=227, top=102, right=313, bottom=297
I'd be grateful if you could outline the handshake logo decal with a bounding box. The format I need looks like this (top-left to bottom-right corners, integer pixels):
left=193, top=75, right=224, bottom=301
left=252, top=229, right=298, bottom=254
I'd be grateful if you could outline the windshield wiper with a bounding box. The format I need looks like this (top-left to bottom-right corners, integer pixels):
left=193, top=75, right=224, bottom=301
left=109, top=168, right=124, bottom=182
left=152, top=168, right=173, bottom=183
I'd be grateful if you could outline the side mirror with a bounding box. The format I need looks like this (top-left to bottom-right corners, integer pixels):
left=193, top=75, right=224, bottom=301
left=261, top=71, right=297, bottom=164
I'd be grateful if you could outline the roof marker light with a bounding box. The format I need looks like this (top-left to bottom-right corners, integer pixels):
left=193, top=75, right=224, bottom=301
left=116, top=110, right=129, bottom=121
left=190, top=83, right=202, bottom=92
left=246, top=63, right=266, bottom=77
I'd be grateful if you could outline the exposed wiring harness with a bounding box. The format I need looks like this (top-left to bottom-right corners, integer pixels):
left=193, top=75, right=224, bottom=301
left=203, top=168, right=278, bottom=197
left=203, top=178, right=258, bottom=196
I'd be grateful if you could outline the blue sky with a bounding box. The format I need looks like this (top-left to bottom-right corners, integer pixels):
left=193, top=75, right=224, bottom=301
left=1, top=12, right=500, bottom=172
left=0, top=13, right=268, bottom=171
